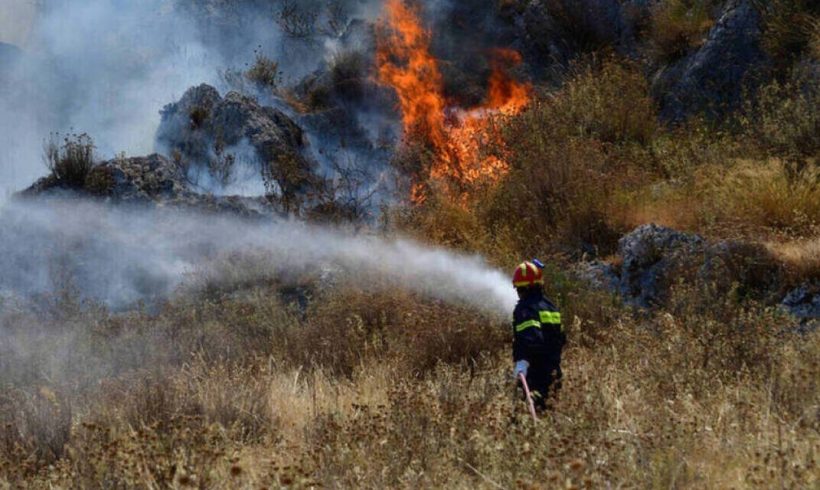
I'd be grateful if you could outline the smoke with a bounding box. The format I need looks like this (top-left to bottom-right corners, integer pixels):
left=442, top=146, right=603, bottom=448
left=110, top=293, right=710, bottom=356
left=0, top=199, right=517, bottom=317
left=0, top=1, right=522, bottom=317
left=0, top=0, right=223, bottom=199
left=0, top=0, right=389, bottom=200
left=0, top=0, right=519, bottom=202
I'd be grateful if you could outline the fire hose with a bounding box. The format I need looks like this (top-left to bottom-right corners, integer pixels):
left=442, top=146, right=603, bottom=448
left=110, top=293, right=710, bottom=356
left=518, top=373, right=538, bottom=421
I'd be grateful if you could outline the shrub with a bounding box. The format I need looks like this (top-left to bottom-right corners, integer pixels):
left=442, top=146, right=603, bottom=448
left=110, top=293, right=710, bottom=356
left=555, top=59, right=658, bottom=145
left=664, top=279, right=790, bottom=379
left=767, top=237, right=820, bottom=285
left=277, top=0, right=317, bottom=39
left=281, top=283, right=507, bottom=377
left=752, top=0, right=820, bottom=66
left=245, top=51, right=280, bottom=90
left=705, top=161, right=820, bottom=238
left=42, top=133, right=96, bottom=187
left=742, top=67, right=819, bottom=173
left=620, top=159, right=820, bottom=239
left=84, top=165, right=116, bottom=196
left=477, top=60, right=659, bottom=255
left=0, top=387, right=72, bottom=478
left=482, top=127, right=622, bottom=255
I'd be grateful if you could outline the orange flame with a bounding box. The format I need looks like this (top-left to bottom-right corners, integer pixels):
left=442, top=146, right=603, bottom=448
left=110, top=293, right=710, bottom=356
left=376, top=0, right=531, bottom=204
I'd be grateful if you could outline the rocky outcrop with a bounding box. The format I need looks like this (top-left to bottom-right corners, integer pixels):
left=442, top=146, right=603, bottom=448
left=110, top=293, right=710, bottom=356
left=653, top=0, right=768, bottom=121
left=781, top=283, right=820, bottom=329
left=156, top=84, right=322, bottom=197
left=616, top=224, right=706, bottom=306
left=583, top=224, right=790, bottom=312
left=21, top=154, right=268, bottom=217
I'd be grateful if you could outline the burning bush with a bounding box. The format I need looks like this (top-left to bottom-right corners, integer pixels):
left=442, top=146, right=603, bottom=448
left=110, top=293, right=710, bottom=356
left=376, top=0, right=531, bottom=204
left=472, top=60, right=657, bottom=255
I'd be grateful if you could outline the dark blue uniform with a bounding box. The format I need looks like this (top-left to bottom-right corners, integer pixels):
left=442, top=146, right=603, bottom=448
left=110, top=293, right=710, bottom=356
left=513, top=289, right=565, bottom=407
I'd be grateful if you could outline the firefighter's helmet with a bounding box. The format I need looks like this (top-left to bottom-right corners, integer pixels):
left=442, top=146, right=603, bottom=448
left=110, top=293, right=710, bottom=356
left=512, top=261, right=544, bottom=288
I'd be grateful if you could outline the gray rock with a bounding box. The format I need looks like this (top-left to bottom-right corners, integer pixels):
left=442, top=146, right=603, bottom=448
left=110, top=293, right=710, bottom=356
left=574, top=260, right=620, bottom=292
left=579, top=223, right=789, bottom=314
left=653, top=0, right=769, bottom=121
left=156, top=84, right=320, bottom=196
left=781, top=283, right=820, bottom=328
left=617, top=224, right=705, bottom=306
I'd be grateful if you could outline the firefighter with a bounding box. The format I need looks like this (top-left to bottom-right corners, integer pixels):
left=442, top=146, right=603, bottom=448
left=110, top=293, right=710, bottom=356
left=511, top=260, right=565, bottom=410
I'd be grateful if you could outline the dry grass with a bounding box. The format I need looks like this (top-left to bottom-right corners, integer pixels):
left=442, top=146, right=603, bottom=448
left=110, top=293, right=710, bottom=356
left=396, top=56, right=817, bottom=262
left=5, top=27, right=820, bottom=489
left=1, top=274, right=816, bottom=488
left=767, top=237, right=820, bottom=285
left=618, top=160, right=820, bottom=241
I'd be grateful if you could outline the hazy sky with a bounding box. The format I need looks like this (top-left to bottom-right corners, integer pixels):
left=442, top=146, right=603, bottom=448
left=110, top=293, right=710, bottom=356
left=0, top=0, right=38, bottom=47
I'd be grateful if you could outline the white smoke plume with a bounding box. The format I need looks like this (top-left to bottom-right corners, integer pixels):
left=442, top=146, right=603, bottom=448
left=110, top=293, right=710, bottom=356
left=0, top=199, right=517, bottom=317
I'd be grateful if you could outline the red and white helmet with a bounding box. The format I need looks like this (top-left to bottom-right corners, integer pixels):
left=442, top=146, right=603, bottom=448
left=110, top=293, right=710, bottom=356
left=512, top=261, right=544, bottom=288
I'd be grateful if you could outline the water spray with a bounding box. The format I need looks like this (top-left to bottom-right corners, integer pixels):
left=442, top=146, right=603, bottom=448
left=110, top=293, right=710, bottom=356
left=0, top=199, right=518, bottom=316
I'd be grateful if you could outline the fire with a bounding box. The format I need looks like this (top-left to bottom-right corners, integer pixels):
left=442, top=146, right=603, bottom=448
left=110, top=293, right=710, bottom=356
left=376, top=0, right=531, bottom=203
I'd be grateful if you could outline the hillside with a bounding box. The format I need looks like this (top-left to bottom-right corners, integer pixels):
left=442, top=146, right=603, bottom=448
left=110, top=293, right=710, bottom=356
left=0, top=0, right=818, bottom=488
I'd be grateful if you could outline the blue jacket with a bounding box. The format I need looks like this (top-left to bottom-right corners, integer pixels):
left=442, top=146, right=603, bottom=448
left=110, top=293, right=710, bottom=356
left=512, top=290, right=565, bottom=363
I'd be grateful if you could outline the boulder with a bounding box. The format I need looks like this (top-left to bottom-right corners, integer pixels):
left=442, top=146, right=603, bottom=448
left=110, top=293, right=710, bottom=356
left=583, top=224, right=791, bottom=316
left=781, top=283, right=820, bottom=330
left=653, top=0, right=769, bottom=121
left=156, top=84, right=320, bottom=197
left=616, top=224, right=706, bottom=306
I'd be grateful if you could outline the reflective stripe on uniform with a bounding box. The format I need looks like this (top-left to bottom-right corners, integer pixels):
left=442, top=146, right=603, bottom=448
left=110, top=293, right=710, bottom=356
left=539, top=311, right=561, bottom=325
left=514, top=319, right=541, bottom=332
